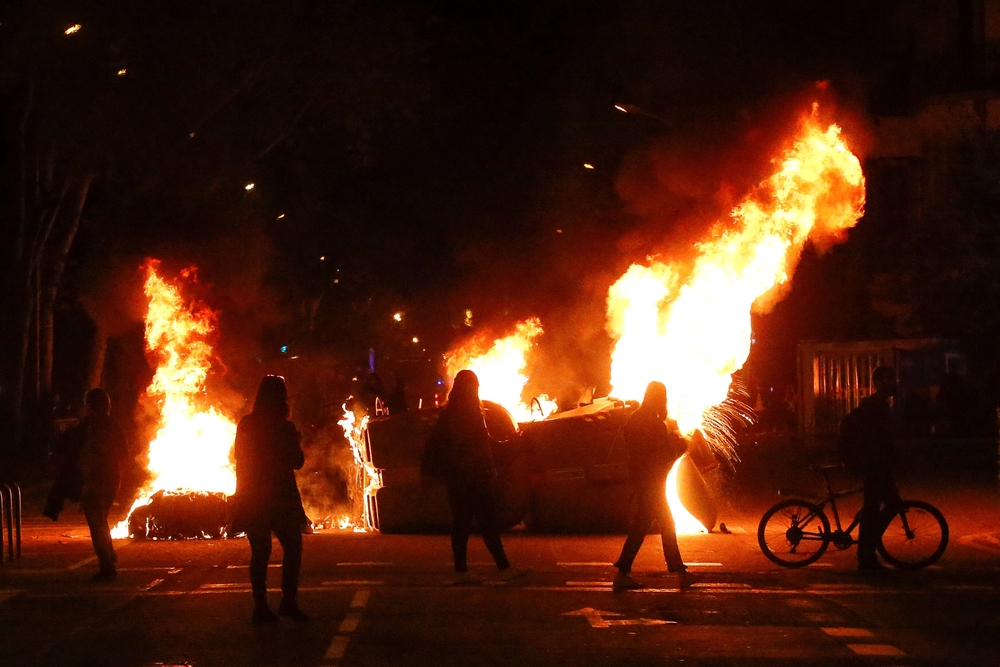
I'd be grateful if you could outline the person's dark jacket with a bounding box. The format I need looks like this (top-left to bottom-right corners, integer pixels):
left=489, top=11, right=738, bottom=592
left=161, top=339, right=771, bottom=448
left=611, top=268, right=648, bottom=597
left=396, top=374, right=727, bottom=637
left=623, top=409, right=687, bottom=486
left=424, top=405, right=492, bottom=479
left=81, top=414, right=129, bottom=501
left=231, top=412, right=307, bottom=531
left=852, top=394, right=895, bottom=475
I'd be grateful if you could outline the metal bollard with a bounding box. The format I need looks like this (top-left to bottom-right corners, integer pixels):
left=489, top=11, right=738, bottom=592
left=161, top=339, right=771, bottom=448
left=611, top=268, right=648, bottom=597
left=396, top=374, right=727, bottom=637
left=1, top=483, right=22, bottom=562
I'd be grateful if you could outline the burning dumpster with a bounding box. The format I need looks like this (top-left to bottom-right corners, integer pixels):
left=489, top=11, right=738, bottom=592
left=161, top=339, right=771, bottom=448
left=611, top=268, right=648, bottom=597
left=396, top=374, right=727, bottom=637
left=361, top=396, right=720, bottom=534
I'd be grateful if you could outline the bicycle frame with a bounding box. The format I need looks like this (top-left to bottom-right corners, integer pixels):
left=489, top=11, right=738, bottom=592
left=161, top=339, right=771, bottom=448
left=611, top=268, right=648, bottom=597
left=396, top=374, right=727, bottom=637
left=783, top=466, right=917, bottom=544
left=780, top=466, right=863, bottom=540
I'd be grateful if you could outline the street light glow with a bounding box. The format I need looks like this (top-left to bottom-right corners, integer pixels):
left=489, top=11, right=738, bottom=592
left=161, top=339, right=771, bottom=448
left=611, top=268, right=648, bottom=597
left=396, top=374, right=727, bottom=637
left=244, top=183, right=255, bottom=191
left=117, top=69, right=127, bottom=76
left=412, top=337, right=419, bottom=343
left=393, top=312, right=402, bottom=322
left=583, top=163, right=595, bottom=169
left=65, top=24, right=82, bottom=35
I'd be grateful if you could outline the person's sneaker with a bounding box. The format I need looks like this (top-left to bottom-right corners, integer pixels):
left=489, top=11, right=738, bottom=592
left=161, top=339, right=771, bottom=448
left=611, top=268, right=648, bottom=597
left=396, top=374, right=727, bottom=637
left=451, top=571, right=486, bottom=586
left=277, top=598, right=310, bottom=622
left=612, top=571, right=644, bottom=590
left=252, top=604, right=279, bottom=625
left=498, top=566, right=532, bottom=583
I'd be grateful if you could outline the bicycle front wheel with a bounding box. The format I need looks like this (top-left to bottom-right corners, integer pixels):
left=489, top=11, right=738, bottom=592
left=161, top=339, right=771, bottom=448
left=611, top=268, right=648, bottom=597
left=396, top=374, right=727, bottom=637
left=758, top=499, right=831, bottom=568
left=877, top=500, right=949, bottom=569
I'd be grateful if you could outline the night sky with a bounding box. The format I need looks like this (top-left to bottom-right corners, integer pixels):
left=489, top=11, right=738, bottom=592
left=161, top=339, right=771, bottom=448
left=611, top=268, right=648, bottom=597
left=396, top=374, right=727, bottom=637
left=6, top=1, right=976, bottom=426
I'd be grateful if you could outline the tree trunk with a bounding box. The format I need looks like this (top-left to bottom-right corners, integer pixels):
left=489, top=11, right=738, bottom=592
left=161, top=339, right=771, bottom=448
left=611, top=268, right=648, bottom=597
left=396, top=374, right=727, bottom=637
left=88, top=326, right=108, bottom=393
left=39, top=174, right=94, bottom=399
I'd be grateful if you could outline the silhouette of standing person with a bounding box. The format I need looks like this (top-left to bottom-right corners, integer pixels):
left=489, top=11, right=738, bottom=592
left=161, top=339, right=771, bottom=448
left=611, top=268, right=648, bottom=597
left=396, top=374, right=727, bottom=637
left=424, top=370, right=529, bottom=585
left=79, top=388, right=129, bottom=581
left=232, top=375, right=309, bottom=623
left=851, top=365, right=901, bottom=573
left=613, top=381, right=689, bottom=590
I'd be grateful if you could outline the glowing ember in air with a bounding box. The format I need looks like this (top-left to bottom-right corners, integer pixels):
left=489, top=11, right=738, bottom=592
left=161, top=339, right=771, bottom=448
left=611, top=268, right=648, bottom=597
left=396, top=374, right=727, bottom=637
left=607, top=105, right=865, bottom=434
left=445, top=318, right=556, bottom=422
left=338, top=405, right=378, bottom=531
left=64, top=24, right=82, bottom=35
left=607, top=106, right=865, bottom=534
left=112, top=261, right=237, bottom=538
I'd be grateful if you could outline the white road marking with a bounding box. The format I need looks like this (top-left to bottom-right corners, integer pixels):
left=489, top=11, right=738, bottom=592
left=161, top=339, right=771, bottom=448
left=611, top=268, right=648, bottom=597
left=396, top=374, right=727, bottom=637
left=321, top=589, right=371, bottom=666
left=846, top=644, right=906, bottom=656
left=144, top=578, right=165, bottom=591
left=66, top=556, right=97, bottom=571
left=337, top=613, right=361, bottom=633
left=822, top=627, right=874, bottom=638
left=321, top=580, right=384, bottom=587
left=336, top=562, right=393, bottom=567
left=0, top=590, right=25, bottom=606
left=323, top=636, right=350, bottom=661
left=557, top=562, right=612, bottom=567
left=563, top=607, right=673, bottom=628
left=566, top=581, right=613, bottom=587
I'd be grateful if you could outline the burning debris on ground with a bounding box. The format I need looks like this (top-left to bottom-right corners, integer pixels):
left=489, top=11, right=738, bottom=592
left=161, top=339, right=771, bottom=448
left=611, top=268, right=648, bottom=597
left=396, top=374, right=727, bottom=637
left=126, top=490, right=230, bottom=540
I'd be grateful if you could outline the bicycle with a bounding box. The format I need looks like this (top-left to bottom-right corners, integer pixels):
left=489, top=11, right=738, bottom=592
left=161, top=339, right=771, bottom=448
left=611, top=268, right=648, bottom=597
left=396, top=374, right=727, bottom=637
left=758, top=464, right=949, bottom=569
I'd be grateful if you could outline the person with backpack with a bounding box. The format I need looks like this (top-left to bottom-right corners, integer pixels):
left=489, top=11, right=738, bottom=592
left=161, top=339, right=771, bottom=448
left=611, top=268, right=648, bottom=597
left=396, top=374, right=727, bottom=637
left=838, top=365, right=901, bottom=573
left=612, top=381, right=690, bottom=590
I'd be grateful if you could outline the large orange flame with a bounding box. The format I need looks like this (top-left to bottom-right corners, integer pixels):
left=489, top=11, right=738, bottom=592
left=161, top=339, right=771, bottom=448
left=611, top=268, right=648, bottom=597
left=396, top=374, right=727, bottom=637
left=112, top=261, right=237, bottom=538
left=444, top=318, right=556, bottom=422
left=608, top=107, right=865, bottom=432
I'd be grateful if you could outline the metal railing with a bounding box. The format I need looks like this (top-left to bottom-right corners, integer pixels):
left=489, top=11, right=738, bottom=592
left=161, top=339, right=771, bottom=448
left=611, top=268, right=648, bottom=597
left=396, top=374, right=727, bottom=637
left=1, top=483, right=22, bottom=562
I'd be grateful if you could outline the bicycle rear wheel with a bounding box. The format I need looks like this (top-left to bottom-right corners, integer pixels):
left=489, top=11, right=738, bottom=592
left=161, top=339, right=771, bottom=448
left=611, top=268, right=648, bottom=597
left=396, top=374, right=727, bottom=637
left=877, top=500, right=949, bottom=569
left=758, top=499, right=831, bottom=568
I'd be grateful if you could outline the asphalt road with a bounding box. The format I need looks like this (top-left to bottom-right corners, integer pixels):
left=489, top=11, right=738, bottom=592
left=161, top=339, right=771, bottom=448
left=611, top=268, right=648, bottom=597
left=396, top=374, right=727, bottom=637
left=2, top=485, right=1000, bottom=667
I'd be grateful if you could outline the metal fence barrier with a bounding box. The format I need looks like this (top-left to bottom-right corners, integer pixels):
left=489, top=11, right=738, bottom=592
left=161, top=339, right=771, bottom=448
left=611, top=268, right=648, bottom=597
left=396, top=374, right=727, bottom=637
left=1, top=483, right=22, bottom=562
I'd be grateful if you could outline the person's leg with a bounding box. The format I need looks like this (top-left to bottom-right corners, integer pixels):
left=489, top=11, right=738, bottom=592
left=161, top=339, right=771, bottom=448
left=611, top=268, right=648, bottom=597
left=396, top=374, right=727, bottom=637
left=82, top=494, right=116, bottom=578
left=471, top=482, right=511, bottom=571
left=246, top=529, right=273, bottom=602
left=446, top=479, right=474, bottom=573
left=857, top=475, right=884, bottom=568
left=652, top=486, right=685, bottom=573
left=274, top=523, right=307, bottom=620
left=614, top=485, right=654, bottom=575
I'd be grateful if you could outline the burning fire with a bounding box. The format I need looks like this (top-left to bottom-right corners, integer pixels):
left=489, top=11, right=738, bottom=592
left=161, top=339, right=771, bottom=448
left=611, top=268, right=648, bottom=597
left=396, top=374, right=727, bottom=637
left=444, top=318, right=557, bottom=422
left=608, top=106, right=865, bottom=432
left=112, top=261, right=237, bottom=538
left=606, top=106, right=865, bottom=532
left=338, top=405, right=379, bottom=531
